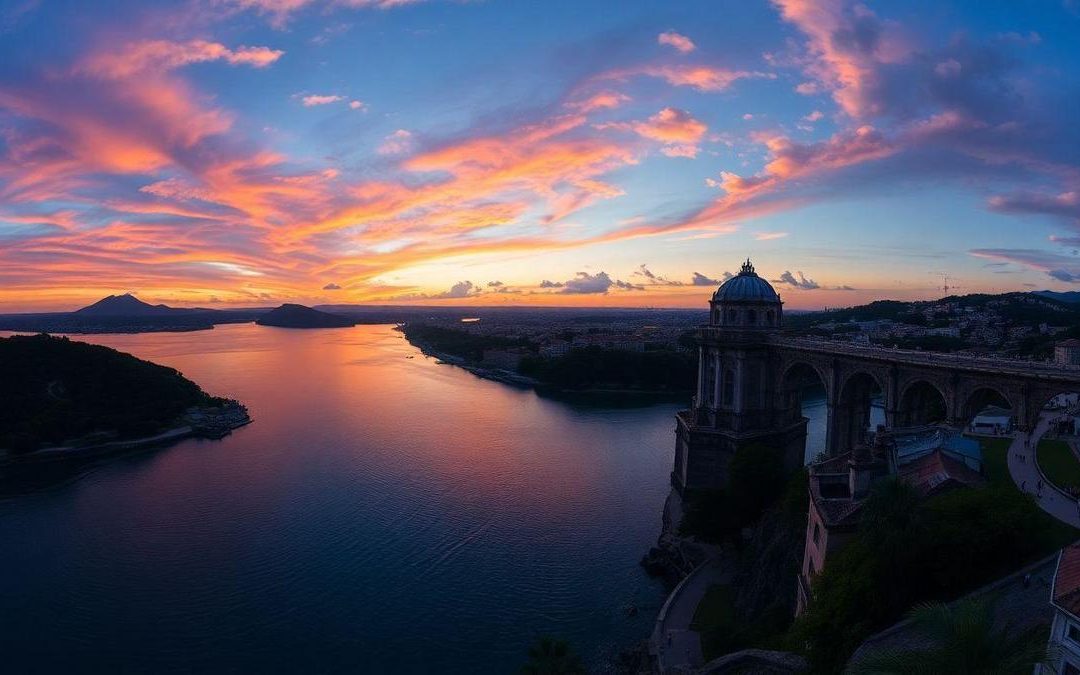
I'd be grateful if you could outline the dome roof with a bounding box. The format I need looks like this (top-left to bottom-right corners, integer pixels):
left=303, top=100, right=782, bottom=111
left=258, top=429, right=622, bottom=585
left=713, top=260, right=780, bottom=303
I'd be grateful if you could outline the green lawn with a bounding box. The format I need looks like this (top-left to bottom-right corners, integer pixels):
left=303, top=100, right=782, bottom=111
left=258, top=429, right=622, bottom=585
left=978, top=437, right=1079, bottom=549
left=1037, top=439, right=1080, bottom=494
left=979, top=437, right=1012, bottom=486
left=691, top=584, right=737, bottom=662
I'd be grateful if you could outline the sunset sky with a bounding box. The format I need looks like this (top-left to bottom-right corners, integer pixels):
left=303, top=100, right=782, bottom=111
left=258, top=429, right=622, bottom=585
left=1, top=0, right=1078, bottom=312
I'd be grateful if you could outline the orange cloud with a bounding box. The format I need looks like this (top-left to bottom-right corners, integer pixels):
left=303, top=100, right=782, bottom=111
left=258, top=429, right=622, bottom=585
left=598, top=107, right=706, bottom=158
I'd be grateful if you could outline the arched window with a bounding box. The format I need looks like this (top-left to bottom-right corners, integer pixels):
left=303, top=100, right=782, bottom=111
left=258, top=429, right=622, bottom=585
left=723, top=369, right=735, bottom=406
left=728, top=309, right=737, bottom=324
left=747, top=309, right=757, bottom=325
left=767, top=310, right=775, bottom=325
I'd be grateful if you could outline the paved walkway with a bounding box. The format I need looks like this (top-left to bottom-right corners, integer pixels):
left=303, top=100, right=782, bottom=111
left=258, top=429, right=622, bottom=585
left=650, top=557, right=727, bottom=673
left=1007, top=414, right=1080, bottom=528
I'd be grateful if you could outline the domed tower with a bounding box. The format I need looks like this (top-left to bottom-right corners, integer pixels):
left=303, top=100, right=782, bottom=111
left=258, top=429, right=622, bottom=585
left=672, top=259, right=806, bottom=494
left=709, top=259, right=783, bottom=330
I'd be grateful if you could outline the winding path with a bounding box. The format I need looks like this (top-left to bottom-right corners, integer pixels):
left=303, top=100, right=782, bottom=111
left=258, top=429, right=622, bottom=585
left=650, top=558, right=726, bottom=673
left=1007, top=413, right=1080, bottom=528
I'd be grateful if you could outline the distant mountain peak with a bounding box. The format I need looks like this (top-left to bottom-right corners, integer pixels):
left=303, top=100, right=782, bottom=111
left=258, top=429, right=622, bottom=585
left=1035, top=290, right=1080, bottom=304
left=75, top=294, right=178, bottom=316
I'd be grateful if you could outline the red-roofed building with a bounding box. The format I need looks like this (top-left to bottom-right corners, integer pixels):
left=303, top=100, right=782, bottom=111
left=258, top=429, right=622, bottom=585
left=1046, top=543, right=1080, bottom=674
left=796, top=432, right=985, bottom=616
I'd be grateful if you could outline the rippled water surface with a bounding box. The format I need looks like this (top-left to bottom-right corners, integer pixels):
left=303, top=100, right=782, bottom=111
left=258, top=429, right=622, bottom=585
left=0, top=324, right=684, bottom=673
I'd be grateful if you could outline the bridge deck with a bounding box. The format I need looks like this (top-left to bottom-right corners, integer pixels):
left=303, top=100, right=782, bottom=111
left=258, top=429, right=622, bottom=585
left=769, top=336, right=1080, bottom=384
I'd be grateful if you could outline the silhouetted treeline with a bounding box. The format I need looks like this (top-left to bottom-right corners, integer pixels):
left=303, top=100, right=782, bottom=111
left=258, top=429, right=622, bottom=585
left=0, top=334, right=218, bottom=452
left=519, top=346, right=695, bottom=391
left=400, top=324, right=533, bottom=362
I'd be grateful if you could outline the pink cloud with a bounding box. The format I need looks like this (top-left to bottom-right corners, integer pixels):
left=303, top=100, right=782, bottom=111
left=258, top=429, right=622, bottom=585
left=598, top=107, right=707, bottom=159
left=658, top=31, right=696, bottom=54
left=78, top=40, right=283, bottom=78
left=226, top=0, right=426, bottom=27
left=599, top=64, right=772, bottom=92
left=567, top=91, right=630, bottom=113
left=377, top=129, right=414, bottom=155
left=771, top=0, right=910, bottom=119
left=301, top=94, right=344, bottom=106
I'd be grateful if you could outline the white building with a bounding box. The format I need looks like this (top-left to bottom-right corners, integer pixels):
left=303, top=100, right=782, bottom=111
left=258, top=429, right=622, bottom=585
left=969, top=405, right=1012, bottom=435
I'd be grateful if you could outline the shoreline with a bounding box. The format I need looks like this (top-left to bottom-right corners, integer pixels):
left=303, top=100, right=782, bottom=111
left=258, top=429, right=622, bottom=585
left=0, top=401, right=251, bottom=466
left=400, top=330, right=693, bottom=398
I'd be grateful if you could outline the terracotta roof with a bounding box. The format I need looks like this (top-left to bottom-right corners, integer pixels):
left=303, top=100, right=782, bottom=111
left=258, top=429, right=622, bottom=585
left=811, top=493, right=866, bottom=528
left=1053, top=542, right=1080, bottom=619
left=899, top=449, right=984, bottom=497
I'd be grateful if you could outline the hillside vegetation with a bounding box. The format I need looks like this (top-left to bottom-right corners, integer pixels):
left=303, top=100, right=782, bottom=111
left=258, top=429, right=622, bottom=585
left=0, top=334, right=219, bottom=452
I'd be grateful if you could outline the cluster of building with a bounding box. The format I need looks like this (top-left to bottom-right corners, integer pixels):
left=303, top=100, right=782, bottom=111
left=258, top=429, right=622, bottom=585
left=813, top=297, right=1074, bottom=354
left=418, top=313, right=698, bottom=371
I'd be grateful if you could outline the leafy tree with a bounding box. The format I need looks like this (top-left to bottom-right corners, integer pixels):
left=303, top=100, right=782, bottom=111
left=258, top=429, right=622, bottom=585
left=849, top=596, right=1053, bottom=674
left=520, top=637, right=585, bottom=675
left=796, top=482, right=1071, bottom=672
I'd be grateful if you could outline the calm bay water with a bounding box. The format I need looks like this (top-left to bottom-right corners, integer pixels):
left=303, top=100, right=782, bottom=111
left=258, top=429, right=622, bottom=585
left=0, top=324, right=680, bottom=673
left=0, top=323, right=843, bottom=673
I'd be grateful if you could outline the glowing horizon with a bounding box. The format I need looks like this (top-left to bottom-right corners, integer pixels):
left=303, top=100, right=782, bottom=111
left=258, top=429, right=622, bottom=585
left=1, top=0, right=1078, bottom=313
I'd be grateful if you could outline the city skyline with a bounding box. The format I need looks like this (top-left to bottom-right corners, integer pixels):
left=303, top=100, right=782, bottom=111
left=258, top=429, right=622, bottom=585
left=1, top=0, right=1078, bottom=312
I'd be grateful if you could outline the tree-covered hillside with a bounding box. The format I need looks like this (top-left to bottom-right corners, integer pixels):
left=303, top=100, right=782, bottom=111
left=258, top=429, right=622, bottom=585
left=0, top=334, right=219, bottom=452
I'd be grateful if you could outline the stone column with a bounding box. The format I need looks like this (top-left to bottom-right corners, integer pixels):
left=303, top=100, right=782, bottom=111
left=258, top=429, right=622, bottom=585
left=883, top=367, right=900, bottom=430
left=823, top=362, right=841, bottom=456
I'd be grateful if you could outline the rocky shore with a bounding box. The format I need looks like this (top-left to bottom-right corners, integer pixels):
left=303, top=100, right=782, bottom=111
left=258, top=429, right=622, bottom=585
left=0, top=400, right=251, bottom=465
left=640, top=489, right=721, bottom=586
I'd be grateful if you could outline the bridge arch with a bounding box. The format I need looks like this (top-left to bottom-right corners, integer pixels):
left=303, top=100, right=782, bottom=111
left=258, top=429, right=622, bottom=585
left=830, top=371, right=883, bottom=454
left=896, top=379, right=949, bottom=427
left=958, top=385, right=1013, bottom=430
left=779, top=361, right=830, bottom=462
left=1022, top=386, right=1080, bottom=434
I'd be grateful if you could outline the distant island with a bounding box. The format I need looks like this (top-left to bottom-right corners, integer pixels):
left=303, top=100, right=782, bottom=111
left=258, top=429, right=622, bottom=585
left=0, top=293, right=267, bottom=334
left=256, top=303, right=356, bottom=329
left=0, top=334, right=249, bottom=459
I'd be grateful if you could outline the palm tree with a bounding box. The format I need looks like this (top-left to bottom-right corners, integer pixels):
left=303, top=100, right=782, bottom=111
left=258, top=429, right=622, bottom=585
left=520, top=636, right=586, bottom=675
left=848, top=595, right=1054, bottom=674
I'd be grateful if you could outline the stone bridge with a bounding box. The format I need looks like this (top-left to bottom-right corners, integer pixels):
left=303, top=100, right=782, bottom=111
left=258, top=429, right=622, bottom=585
left=672, top=259, right=1080, bottom=494
left=770, top=336, right=1080, bottom=456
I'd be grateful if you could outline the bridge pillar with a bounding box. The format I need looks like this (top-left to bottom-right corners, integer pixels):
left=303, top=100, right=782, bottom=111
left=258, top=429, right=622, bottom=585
left=883, top=367, right=900, bottom=430
left=1018, top=385, right=1033, bottom=433
left=823, top=362, right=842, bottom=457
left=947, top=372, right=963, bottom=429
